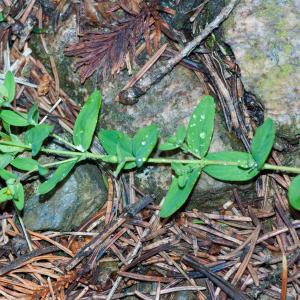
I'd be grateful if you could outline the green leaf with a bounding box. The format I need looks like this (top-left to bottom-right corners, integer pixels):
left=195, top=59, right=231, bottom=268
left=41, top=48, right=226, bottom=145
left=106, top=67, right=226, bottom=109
left=11, top=157, right=39, bottom=172
left=159, top=125, right=186, bottom=151
left=73, top=90, right=101, bottom=151
left=251, top=118, right=275, bottom=170
left=27, top=104, right=39, bottom=125
left=4, top=71, right=15, bottom=103
left=159, top=141, right=178, bottom=151
left=0, top=187, right=13, bottom=204
left=0, top=154, right=14, bottom=168
left=13, top=182, right=24, bottom=210
left=0, top=169, right=18, bottom=181
left=187, top=96, right=215, bottom=158
left=160, top=167, right=202, bottom=218
left=0, top=85, right=9, bottom=99
left=203, top=151, right=259, bottom=181
left=171, top=163, right=194, bottom=188
left=38, top=159, right=78, bottom=195
left=178, top=174, right=188, bottom=188
left=114, top=161, right=126, bottom=177
left=288, top=175, right=300, bottom=211
left=2, top=120, right=11, bottom=134
left=0, top=134, right=23, bottom=153
left=175, top=124, right=186, bottom=143
left=116, top=134, right=136, bottom=170
left=25, top=124, right=54, bottom=156
left=99, top=129, right=126, bottom=156
left=0, top=12, right=4, bottom=22
left=133, top=124, right=159, bottom=167
left=0, top=110, right=29, bottom=126
left=38, top=165, right=49, bottom=176
left=171, top=163, right=192, bottom=176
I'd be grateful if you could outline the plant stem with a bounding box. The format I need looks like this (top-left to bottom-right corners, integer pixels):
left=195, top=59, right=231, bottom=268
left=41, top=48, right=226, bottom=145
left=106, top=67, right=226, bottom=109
left=20, top=158, right=79, bottom=181
left=263, top=163, right=300, bottom=174
left=1, top=140, right=300, bottom=175
left=51, top=134, right=78, bottom=151
left=42, top=157, right=79, bottom=168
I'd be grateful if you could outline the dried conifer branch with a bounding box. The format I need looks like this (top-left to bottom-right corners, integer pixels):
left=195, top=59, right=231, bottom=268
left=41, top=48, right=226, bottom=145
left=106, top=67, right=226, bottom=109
left=64, top=13, right=148, bottom=83
left=64, top=1, right=176, bottom=83
left=118, top=0, right=240, bottom=104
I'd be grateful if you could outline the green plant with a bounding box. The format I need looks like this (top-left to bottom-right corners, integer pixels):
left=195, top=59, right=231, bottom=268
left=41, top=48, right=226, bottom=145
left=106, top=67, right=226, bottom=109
left=0, top=72, right=299, bottom=216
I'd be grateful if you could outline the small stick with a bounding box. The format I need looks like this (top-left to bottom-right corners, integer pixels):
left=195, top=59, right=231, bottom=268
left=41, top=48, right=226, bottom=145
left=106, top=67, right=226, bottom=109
left=231, top=224, right=261, bottom=285
left=0, top=246, right=59, bottom=276
left=20, top=0, right=36, bottom=24
left=118, top=0, right=240, bottom=104
left=16, top=212, right=33, bottom=252
left=183, top=255, right=252, bottom=300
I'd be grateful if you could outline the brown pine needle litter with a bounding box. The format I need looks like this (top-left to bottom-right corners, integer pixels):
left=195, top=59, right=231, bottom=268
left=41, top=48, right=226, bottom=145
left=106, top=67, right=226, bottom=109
left=0, top=0, right=299, bottom=299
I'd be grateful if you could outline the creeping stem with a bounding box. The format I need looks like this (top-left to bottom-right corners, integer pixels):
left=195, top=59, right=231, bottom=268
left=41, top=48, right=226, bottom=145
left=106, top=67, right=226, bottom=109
left=0, top=140, right=300, bottom=174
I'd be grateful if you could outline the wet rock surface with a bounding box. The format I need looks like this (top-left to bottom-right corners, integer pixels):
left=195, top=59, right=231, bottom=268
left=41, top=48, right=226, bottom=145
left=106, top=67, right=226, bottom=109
left=223, top=0, right=300, bottom=139
left=23, top=163, right=107, bottom=231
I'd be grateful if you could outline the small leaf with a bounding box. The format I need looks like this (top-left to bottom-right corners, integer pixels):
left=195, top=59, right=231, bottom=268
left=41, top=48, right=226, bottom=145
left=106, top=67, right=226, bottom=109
left=0, top=154, right=14, bottom=168
left=159, top=142, right=178, bottom=151
left=99, top=129, right=126, bottom=156
left=11, top=157, right=39, bottom=172
left=38, top=159, right=78, bottom=195
left=175, top=125, right=186, bottom=143
left=116, top=134, right=136, bottom=170
left=160, top=167, right=201, bottom=218
left=288, top=175, right=300, bottom=211
left=4, top=71, right=15, bottom=103
left=171, top=163, right=192, bottom=176
left=38, top=165, right=49, bottom=176
left=0, top=187, right=13, bottom=204
left=73, top=90, right=101, bottom=151
left=0, top=134, right=23, bottom=153
left=159, top=125, right=186, bottom=151
left=114, top=160, right=126, bottom=177
left=2, top=120, right=11, bottom=134
left=133, top=124, right=159, bottom=167
left=25, top=124, right=53, bottom=156
left=203, top=151, right=259, bottom=181
left=178, top=174, right=188, bottom=188
left=251, top=118, right=275, bottom=170
left=13, top=182, right=24, bottom=210
left=27, top=104, right=39, bottom=125
left=0, top=85, right=9, bottom=99
left=0, top=169, right=18, bottom=181
left=0, top=110, right=29, bottom=126
left=187, top=96, right=215, bottom=158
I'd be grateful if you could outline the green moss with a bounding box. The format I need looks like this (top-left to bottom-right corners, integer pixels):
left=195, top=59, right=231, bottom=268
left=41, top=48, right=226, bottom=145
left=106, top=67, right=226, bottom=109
left=29, top=34, right=52, bottom=74
left=258, top=64, right=292, bottom=97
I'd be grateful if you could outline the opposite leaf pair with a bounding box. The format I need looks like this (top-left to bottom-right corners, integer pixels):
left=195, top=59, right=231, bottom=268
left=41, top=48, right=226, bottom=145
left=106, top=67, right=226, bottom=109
left=160, top=97, right=276, bottom=217
left=99, top=124, right=159, bottom=176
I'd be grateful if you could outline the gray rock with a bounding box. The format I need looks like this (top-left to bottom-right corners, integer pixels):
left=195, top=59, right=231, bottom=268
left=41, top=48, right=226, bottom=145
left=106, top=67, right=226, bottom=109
left=173, top=291, right=198, bottom=300
left=223, top=0, right=300, bottom=139
left=23, top=163, right=107, bottom=231
left=29, top=14, right=97, bottom=103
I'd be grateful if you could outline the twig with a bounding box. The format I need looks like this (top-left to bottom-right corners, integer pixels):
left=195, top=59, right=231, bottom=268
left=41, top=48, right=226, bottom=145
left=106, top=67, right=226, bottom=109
left=118, top=0, right=240, bottom=104
left=16, top=212, right=33, bottom=252
left=0, top=246, right=59, bottom=276
left=183, top=255, right=252, bottom=300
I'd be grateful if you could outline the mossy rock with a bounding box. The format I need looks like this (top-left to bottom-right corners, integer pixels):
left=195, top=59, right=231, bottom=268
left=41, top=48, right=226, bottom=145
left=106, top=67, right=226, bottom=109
left=223, top=0, right=300, bottom=139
